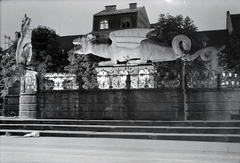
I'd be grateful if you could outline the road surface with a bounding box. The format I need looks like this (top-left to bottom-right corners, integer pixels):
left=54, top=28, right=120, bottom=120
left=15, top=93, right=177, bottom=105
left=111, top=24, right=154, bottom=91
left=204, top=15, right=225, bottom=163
left=1, top=136, right=240, bottom=163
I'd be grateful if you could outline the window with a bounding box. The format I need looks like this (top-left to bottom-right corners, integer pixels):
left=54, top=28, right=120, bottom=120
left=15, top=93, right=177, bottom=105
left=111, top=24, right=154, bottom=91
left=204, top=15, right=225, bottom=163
left=121, top=17, right=132, bottom=28
left=100, top=19, right=109, bottom=29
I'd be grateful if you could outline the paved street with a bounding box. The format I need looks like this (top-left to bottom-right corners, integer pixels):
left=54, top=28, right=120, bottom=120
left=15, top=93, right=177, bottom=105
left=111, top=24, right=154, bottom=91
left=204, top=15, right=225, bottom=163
left=0, top=136, right=240, bottom=163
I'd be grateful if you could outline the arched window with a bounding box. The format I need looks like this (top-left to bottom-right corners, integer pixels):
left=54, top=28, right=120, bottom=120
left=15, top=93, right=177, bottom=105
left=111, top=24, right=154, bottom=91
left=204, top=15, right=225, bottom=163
left=100, top=19, right=109, bottom=29
left=121, top=17, right=132, bottom=28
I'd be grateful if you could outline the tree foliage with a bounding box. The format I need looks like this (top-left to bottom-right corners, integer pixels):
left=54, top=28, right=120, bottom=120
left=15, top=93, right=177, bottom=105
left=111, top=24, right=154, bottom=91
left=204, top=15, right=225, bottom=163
left=64, top=50, right=98, bottom=90
left=150, top=14, right=209, bottom=74
left=30, top=26, right=68, bottom=73
left=150, top=14, right=207, bottom=52
left=0, top=41, right=24, bottom=97
left=218, top=29, right=240, bottom=73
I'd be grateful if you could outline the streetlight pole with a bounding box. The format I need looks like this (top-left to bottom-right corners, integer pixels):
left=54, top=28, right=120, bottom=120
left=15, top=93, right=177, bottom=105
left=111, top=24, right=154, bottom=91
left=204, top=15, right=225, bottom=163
left=182, top=59, right=188, bottom=121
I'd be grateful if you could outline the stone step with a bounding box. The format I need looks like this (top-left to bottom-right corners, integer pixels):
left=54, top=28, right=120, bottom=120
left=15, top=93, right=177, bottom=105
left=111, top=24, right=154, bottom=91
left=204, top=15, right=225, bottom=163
left=1, top=129, right=240, bottom=143
left=1, top=119, right=239, bottom=142
left=1, top=119, right=240, bottom=127
left=1, top=124, right=240, bottom=134
left=231, top=114, right=240, bottom=120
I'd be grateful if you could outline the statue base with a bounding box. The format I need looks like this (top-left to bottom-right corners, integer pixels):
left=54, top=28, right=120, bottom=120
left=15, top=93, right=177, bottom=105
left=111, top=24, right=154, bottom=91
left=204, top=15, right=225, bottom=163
left=19, top=93, right=37, bottom=119
left=19, top=69, right=38, bottom=119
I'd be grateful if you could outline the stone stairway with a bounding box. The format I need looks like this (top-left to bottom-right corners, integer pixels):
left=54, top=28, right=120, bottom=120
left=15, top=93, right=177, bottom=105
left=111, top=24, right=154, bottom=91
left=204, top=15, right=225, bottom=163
left=0, top=119, right=240, bottom=142
left=231, top=114, right=240, bottom=120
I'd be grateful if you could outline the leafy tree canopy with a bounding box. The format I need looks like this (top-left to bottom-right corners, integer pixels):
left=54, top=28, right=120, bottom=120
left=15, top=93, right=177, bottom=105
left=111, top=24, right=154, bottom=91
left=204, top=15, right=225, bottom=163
left=64, top=50, right=98, bottom=90
left=30, top=26, right=68, bottom=73
left=0, top=41, right=22, bottom=97
left=218, top=29, right=240, bottom=73
left=150, top=14, right=209, bottom=75
left=149, top=13, right=208, bottom=53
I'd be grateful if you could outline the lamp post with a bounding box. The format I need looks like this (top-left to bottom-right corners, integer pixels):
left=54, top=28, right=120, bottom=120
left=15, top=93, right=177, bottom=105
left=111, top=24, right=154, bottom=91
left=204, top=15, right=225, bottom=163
left=182, top=59, right=188, bottom=121
left=181, top=52, right=189, bottom=121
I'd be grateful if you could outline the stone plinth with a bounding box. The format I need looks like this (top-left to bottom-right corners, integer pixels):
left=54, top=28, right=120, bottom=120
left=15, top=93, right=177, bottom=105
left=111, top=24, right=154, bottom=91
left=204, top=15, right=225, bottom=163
left=19, top=93, right=37, bottom=118
left=19, top=70, right=37, bottom=119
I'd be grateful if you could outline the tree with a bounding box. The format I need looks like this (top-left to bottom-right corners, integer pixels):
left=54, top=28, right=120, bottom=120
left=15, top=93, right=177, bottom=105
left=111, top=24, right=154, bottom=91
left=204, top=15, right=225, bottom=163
left=0, top=47, right=3, bottom=75
left=218, top=29, right=240, bottom=73
left=64, top=50, right=98, bottom=90
left=150, top=14, right=207, bottom=52
left=0, top=41, right=23, bottom=97
left=0, top=47, right=3, bottom=58
left=30, top=26, right=68, bottom=73
left=149, top=14, right=209, bottom=77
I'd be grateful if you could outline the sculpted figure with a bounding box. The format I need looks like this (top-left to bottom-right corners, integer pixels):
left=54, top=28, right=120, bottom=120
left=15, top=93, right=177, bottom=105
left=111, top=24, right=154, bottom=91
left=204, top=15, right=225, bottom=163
left=16, top=14, right=32, bottom=66
left=186, top=45, right=225, bottom=61
left=73, top=28, right=224, bottom=66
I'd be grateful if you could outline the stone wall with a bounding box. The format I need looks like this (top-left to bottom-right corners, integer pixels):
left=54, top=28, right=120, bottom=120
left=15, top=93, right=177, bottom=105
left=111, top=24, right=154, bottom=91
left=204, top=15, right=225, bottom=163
left=187, top=89, right=240, bottom=120
left=3, top=95, right=19, bottom=116
left=3, top=81, right=20, bottom=116
left=38, top=88, right=240, bottom=120
left=38, top=89, right=184, bottom=120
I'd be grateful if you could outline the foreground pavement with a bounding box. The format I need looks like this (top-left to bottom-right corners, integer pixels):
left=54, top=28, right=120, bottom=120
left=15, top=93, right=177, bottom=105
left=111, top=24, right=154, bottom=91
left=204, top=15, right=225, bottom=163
left=0, top=136, right=240, bottom=163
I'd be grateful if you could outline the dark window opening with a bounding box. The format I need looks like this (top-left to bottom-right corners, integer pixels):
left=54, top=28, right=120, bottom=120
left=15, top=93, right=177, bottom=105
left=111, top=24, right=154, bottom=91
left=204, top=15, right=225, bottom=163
left=121, top=18, right=132, bottom=28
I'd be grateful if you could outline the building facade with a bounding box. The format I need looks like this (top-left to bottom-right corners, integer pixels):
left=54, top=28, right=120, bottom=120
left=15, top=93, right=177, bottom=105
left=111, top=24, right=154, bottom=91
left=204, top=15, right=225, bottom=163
left=92, top=3, right=150, bottom=37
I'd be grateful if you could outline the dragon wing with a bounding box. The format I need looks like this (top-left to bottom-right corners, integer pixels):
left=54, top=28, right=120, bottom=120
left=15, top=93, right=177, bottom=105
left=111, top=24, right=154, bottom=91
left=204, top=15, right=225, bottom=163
left=109, top=28, right=154, bottom=49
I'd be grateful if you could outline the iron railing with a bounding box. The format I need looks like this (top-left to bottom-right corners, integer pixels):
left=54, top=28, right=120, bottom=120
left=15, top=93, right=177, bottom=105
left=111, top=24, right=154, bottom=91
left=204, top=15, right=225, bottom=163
left=40, top=69, right=240, bottom=91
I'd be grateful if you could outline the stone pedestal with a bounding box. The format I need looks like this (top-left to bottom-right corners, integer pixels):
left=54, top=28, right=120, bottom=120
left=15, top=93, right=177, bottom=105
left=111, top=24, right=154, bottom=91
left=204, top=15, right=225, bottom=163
left=19, top=70, right=38, bottom=119
left=19, top=93, right=37, bottom=118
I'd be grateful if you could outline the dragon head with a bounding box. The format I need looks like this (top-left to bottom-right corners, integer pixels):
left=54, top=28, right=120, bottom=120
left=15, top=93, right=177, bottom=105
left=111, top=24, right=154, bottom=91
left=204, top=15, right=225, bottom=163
left=73, top=34, right=96, bottom=54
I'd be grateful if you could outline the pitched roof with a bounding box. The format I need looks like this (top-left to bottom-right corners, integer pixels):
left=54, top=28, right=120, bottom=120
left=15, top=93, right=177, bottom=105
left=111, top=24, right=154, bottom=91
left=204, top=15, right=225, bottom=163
left=230, top=14, right=240, bottom=31
left=198, top=29, right=229, bottom=47
left=94, top=7, right=142, bottom=16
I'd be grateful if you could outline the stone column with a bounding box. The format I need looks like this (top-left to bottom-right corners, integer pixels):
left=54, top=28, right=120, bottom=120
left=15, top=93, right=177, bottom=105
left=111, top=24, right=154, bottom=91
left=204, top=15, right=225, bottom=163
left=19, top=70, right=38, bottom=119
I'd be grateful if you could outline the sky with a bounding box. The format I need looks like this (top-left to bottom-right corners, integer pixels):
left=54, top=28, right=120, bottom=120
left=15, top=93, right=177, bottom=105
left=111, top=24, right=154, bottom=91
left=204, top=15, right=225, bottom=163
left=0, top=0, right=240, bottom=49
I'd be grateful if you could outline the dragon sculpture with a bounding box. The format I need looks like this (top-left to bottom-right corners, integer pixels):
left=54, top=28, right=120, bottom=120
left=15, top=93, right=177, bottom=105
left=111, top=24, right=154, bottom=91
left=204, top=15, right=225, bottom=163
left=73, top=28, right=225, bottom=66
left=15, top=14, right=32, bottom=66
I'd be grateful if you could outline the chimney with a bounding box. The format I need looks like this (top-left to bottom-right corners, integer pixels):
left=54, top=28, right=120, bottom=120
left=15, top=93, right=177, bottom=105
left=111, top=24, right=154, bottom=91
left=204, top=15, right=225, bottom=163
left=105, top=5, right=116, bottom=11
left=129, top=3, right=137, bottom=9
